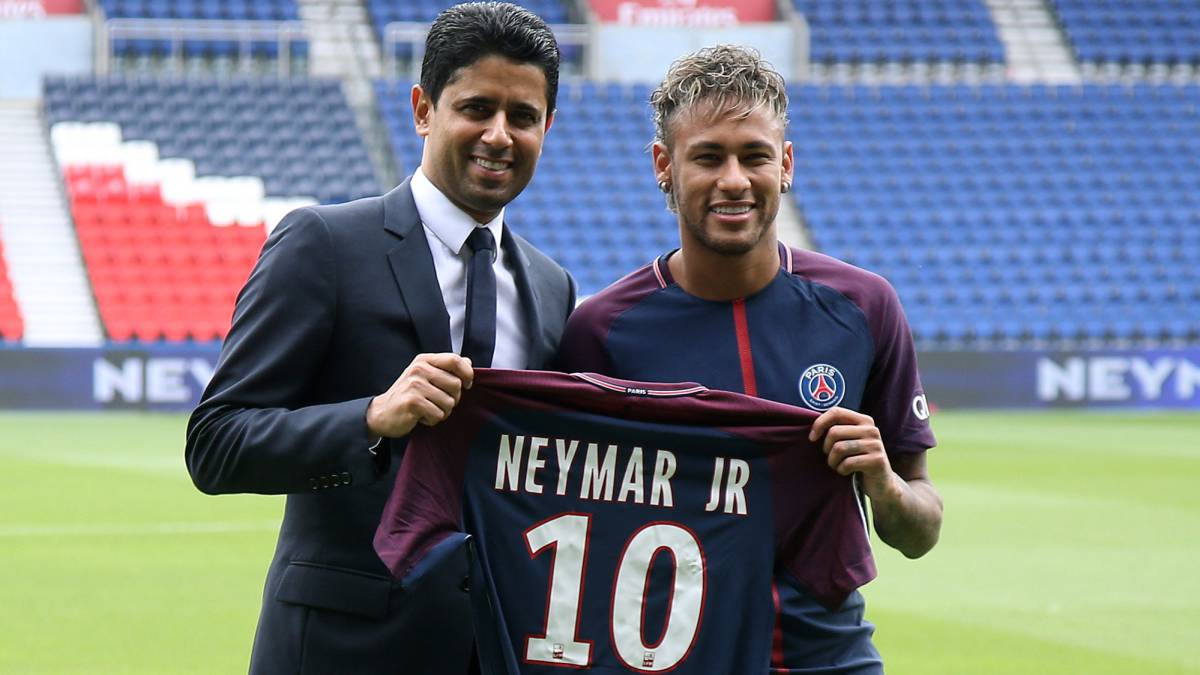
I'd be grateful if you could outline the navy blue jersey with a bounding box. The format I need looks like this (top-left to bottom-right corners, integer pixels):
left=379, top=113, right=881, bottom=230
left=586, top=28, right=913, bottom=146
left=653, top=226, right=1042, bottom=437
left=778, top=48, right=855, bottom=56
left=375, top=369, right=875, bottom=675
left=554, top=245, right=936, bottom=673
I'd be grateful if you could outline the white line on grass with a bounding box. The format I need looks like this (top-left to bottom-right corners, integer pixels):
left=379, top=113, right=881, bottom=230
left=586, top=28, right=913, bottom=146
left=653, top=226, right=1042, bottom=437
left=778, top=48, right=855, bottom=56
left=0, top=520, right=280, bottom=537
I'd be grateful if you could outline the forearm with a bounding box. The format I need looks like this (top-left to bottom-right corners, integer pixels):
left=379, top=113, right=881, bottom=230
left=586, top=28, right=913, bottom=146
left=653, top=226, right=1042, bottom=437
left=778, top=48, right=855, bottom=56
left=870, top=474, right=943, bottom=558
left=186, top=397, right=379, bottom=495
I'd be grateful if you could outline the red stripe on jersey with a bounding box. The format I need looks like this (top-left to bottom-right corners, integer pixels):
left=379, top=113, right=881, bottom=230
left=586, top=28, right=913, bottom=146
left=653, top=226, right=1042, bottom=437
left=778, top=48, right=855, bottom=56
left=732, top=298, right=757, bottom=396
left=770, top=580, right=785, bottom=669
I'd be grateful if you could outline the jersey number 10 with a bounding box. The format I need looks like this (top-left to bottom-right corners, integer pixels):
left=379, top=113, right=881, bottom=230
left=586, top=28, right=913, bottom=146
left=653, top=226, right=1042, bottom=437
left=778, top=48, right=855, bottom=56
left=522, top=513, right=706, bottom=672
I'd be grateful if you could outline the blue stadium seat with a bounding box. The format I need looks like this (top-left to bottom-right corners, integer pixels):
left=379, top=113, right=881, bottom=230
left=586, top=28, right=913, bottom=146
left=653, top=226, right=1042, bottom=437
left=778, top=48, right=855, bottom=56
left=787, top=82, right=1200, bottom=348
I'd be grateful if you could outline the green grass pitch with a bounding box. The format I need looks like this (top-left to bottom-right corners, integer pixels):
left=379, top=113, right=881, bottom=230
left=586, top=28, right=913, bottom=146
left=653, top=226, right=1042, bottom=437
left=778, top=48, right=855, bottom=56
left=1, top=411, right=1197, bottom=673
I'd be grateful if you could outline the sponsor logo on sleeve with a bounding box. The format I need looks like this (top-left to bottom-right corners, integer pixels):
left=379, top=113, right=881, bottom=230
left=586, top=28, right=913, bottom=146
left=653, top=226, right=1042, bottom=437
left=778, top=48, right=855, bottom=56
left=912, top=393, right=931, bottom=420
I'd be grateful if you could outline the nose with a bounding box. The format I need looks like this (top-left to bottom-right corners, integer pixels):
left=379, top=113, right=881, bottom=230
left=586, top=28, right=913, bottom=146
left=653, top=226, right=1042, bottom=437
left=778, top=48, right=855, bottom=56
left=716, top=157, right=751, bottom=194
left=481, top=112, right=513, bottom=149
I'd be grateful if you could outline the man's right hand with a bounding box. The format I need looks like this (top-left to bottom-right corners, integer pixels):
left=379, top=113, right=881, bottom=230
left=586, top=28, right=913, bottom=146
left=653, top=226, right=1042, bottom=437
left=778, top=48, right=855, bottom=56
left=366, top=353, right=475, bottom=439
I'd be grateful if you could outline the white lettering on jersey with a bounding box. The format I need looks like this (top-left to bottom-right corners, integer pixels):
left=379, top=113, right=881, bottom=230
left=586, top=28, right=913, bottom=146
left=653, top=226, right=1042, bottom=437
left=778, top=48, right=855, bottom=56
left=496, top=434, right=525, bottom=491
left=617, top=447, right=645, bottom=504
left=554, top=438, right=580, bottom=496
left=525, top=437, right=548, bottom=494
left=580, top=443, right=618, bottom=501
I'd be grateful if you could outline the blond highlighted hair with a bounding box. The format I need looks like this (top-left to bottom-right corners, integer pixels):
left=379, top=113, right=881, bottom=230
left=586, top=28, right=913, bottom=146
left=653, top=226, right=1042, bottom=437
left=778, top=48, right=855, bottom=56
left=650, top=44, right=789, bottom=151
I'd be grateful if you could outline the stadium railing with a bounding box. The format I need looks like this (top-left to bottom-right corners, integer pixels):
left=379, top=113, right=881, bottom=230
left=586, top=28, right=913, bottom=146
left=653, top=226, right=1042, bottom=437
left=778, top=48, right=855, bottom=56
left=97, top=19, right=309, bottom=76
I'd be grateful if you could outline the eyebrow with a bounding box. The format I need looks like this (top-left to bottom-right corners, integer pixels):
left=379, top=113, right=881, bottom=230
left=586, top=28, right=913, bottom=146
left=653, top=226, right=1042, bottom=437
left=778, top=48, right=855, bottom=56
left=509, top=101, right=543, bottom=117
left=688, top=140, right=775, bottom=152
left=457, top=95, right=543, bottom=118
left=457, top=94, right=497, bottom=107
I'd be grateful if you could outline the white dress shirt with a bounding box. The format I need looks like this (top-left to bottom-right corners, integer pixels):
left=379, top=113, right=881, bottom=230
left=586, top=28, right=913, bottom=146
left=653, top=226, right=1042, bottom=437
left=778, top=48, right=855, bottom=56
left=410, top=168, right=529, bottom=369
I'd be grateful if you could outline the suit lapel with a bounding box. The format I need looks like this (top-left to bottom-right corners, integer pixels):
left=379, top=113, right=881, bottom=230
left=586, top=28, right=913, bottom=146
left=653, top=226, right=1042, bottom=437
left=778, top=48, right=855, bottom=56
left=383, top=180, right=453, bottom=354
left=502, top=228, right=549, bottom=368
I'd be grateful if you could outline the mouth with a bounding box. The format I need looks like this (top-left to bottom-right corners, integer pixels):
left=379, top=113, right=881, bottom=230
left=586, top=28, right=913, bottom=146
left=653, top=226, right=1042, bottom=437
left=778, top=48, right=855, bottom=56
left=472, top=156, right=512, bottom=173
left=709, top=203, right=754, bottom=216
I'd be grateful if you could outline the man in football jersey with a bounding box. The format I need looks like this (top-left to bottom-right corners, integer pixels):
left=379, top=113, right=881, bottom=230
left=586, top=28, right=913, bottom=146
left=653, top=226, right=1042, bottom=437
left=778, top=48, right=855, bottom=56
left=554, top=45, right=943, bottom=673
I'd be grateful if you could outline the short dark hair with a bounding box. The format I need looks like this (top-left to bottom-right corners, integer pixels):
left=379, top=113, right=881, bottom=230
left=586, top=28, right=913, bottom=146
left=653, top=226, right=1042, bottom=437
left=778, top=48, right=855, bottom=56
left=420, top=2, right=560, bottom=113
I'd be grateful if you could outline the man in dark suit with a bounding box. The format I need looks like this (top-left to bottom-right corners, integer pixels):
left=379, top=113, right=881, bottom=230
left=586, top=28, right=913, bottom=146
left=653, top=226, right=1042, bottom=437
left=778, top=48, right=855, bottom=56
left=185, top=3, right=575, bottom=672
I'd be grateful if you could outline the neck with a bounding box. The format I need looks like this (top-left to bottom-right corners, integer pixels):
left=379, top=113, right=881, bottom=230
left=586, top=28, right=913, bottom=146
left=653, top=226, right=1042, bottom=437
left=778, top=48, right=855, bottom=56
left=669, top=238, right=781, bottom=301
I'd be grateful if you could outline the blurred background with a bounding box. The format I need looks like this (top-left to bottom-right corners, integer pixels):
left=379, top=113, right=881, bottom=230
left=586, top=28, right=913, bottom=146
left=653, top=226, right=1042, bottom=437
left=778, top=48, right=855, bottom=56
left=0, top=0, right=1197, bottom=672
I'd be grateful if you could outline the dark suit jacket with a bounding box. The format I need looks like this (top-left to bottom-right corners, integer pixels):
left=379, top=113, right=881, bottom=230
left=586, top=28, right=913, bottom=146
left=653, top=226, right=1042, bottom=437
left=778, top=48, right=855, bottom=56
left=185, top=179, right=576, bottom=674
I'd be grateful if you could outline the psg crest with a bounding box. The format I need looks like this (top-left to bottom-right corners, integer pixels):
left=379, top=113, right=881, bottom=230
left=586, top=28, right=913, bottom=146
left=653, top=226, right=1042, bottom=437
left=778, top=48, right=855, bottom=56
left=799, top=364, right=845, bottom=411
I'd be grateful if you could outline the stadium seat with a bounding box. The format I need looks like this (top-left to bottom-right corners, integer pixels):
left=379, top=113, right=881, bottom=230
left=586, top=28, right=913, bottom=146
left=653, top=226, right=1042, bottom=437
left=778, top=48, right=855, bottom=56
left=787, top=83, right=1200, bottom=349
left=796, top=0, right=1004, bottom=65
left=1052, top=0, right=1200, bottom=65
left=46, top=76, right=377, bottom=343
left=0, top=229, right=24, bottom=342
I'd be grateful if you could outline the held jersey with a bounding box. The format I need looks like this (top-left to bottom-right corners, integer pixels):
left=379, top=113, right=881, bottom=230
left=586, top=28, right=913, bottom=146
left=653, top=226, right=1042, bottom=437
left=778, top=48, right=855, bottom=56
left=374, top=369, right=876, bottom=675
left=554, top=245, right=936, bottom=672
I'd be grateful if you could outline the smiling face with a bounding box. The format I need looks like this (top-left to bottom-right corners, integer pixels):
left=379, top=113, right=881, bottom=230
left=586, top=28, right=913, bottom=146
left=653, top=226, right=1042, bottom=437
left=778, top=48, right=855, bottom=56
left=653, top=101, right=793, bottom=257
left=413, top=54, right=553, bottom=223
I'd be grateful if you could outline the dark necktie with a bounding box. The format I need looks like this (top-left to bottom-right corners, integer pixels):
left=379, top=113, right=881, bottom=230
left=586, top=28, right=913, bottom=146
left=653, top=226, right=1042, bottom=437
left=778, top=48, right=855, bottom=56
left=462, top=227, right=497, bottom=368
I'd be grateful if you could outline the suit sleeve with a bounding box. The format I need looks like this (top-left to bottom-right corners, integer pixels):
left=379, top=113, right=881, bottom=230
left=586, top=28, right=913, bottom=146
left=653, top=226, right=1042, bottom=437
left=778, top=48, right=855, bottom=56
left=185, top=208, right=381, bottom=495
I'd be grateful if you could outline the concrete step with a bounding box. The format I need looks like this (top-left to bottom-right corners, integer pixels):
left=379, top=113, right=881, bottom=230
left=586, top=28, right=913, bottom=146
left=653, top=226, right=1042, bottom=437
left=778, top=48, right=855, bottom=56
left=6, top=236, right=83, bottom=246
left=0, top=212, right=70, bottom=223
left=8, top=297, right=95, bottom=307
left=0, top=184, right=61, bottom=194
left=4, top=243, right=80, bottom=255
left=0, top=98, right=103, bottom=346
left=0, top=213, right=69, bottom=223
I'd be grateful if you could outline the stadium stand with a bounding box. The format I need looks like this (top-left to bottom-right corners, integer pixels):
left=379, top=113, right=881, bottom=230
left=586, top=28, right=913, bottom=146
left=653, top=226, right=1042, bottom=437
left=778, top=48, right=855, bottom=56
left=368, top=0, right=580, bottom=70
left=96, top=0, right=307, bottom=62
left=1051, top=0, right=1200, bottom=66
left=44, top=76, right=377, bottom=341
left=37, top=6, right=1200, bottom=348
left=0, top=226, right=24, bottom=342
left=61, top=162, right=263, bottom=342
left=367, top=0, right=572, bottom=41
left=44, top=77, right=377, bottom=205
left=376, top=78, right=677, bottom=296
left=99, top=0, right=300, bottom=20
left=789, top=83, right=1200, bottom=346
left=793, top=0, right=1005, bottom=64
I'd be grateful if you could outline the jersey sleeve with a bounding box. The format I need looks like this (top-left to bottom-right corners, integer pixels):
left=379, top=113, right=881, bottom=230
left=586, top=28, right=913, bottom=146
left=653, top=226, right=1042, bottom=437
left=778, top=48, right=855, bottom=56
left=552, top=263, right=666, bottom=375
left=374, top=418, right=473, bottom=581
left=552, top=296, right=614, bottom=374
left=860, top=278, right=937, bottom=455
left=789, top=247, right=935, bottom=456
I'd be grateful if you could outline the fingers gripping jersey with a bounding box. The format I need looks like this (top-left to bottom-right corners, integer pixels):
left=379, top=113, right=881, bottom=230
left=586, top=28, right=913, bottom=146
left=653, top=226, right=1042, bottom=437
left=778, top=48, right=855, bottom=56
left=374, top=369, right=876, bottom=675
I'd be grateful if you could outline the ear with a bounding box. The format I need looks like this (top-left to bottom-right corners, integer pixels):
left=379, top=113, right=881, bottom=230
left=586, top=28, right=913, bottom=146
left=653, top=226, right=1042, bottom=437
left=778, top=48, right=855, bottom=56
left=781, top=140, right=794, bottom=184
left=411, top=84, right=433, bottom=138
left=651, top=141, right=672, bottom=185
left=544, top=109, right=555, bottom=135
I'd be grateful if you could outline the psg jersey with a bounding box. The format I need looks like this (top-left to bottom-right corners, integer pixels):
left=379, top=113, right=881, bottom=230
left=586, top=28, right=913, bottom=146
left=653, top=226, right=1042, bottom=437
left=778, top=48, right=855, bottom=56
left=555, top=245, right=936, bottom=457
left=375, top=369, right=876, bottom=675
left=554, top=244, right=937, bottom=672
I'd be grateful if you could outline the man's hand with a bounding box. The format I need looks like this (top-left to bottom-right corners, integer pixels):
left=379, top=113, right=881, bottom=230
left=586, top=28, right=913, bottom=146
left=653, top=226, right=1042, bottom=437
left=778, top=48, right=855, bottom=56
left=809, top=406, right=943, bottom=558
left=366, top=353, right=475, bottom=439
left=808, top=407, right=904, bottom=503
